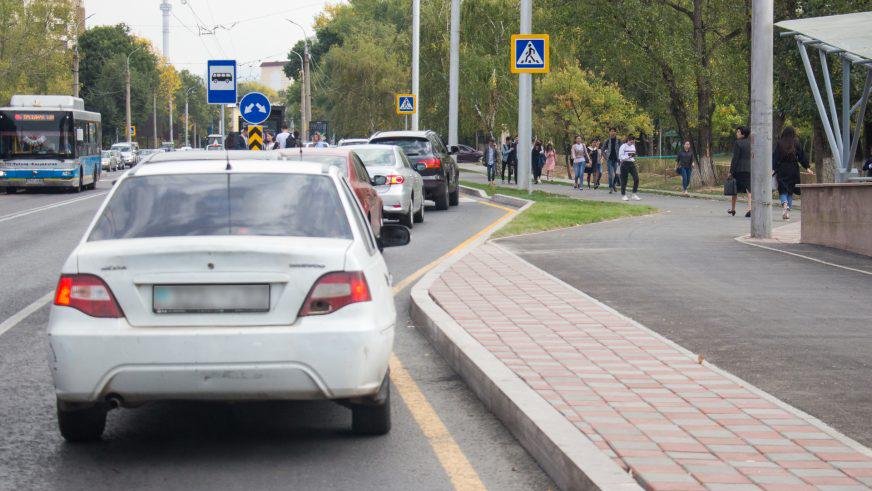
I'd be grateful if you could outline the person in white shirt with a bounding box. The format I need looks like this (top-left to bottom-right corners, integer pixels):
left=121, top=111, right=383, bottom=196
left=275, top=125, right=291, bottom=149
left=618, top=135, right=641, bottom=201
left=570, top=135, right=590, bottom=190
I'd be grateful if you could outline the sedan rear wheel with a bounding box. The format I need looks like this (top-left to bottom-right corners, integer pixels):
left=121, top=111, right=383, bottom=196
left=399, top=199, right=414, bottom=228
left=413, top=196, right=425, bottom=223
left=351, top=375, right=391, bottom=435
left=57, top=400, right=107, bottom=442
left=434, top=183, right=449, bottom=211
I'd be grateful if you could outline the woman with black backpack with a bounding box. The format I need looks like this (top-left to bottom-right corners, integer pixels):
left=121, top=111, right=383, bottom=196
left=772, top=126, right=813, bottom=221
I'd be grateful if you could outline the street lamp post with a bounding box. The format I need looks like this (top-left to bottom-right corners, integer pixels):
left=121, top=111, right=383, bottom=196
left=184, top=87, right=195, bottom=148
left=287, top=19, right=311, bottom=140
left=750, top=0, right=773, bottom=238
left=447, top=0, right=460, bottom=147
left=412, top=0, right=420, bottom=131
left=72, top=13, right=96, bottom=98
left=517, top=0, right=532, bottom=193
left=289, top=50, right=306, bottom=139
left=125, top=46, right=144, bottom=144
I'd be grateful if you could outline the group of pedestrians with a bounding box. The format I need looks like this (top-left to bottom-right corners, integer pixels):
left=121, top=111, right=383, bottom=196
left=571, top=130, right=642, bottom=201
left=223, top=125, right=311, bottom=150
left=727, top=124, right=815, bottom=221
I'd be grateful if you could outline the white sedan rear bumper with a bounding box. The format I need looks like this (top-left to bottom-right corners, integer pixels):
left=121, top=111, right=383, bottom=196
left=48, top=303, right=394, bottom=404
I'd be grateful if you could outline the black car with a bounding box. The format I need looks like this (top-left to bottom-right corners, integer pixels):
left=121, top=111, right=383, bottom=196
left=456, top=144, right=483, bottom=164
left=369, top=130, right=460, bottom=210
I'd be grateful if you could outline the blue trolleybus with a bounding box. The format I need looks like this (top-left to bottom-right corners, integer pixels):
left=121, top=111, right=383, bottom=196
left=0, top=95, right=102, bottom=193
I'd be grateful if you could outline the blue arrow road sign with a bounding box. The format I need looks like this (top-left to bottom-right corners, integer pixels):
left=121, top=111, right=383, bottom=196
left=239, top=92, right=272, bottom=125
left=207, top=59, right=237, bottom=104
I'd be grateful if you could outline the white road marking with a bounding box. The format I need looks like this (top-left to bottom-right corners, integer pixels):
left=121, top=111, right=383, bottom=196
left=736, top=236, right=872, bottom=276
left=0, top=192, right=107, bottom=224
left=0, top=292, right=53, bottom=338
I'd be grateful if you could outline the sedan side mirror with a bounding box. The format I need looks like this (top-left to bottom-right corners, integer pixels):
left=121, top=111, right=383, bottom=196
left=371, top=175, right=387, bottom=186
left=448, top=145, right=459, bottom=155
left=379, top=224, right=411, bottom=248
left=414, top=163, right=426, bottom=172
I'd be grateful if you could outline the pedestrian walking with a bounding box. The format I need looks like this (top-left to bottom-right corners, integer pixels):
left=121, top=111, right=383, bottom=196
left=728, top=126, right=752, bottom=217
left=240, top=128, right=249, bottom=149
left=532, top=140, right=545, bottom=184
left=505, top=136, right=518, bottom=184
left=863, top=148, right=872, bottom=178
left=543, top=142, right=557, bottom=181
left=772, top=126, right=813, bottom=221
left=586, top=138, right=601, bottom=189
left=276, top=124, right=291, bottom=149
left=676, top=141, right=695, bottom=195
left=484, top=137, right=500, bottom=186
left=602, top=127, right=621, bottom=194
left=570, top=135, right=590, bottom=190
left=501, top=136, right=512, bottom=184
left=619, top=135, right=641, bottom=201
left=291, top=130, right=301, bottom=148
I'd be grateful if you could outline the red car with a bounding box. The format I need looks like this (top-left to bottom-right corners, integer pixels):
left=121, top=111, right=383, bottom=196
left=279, top=148, right=384, bottom=241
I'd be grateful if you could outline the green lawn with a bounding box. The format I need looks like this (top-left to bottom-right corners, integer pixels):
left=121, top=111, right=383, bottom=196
left=462, top=181, right=657, bottom=238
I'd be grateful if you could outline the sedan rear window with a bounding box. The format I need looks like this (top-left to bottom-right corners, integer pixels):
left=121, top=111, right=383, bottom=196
left=369, top=138, right=430, bottom=157
left=287, top=155, right=348, bottom=176
left=89, top=173, right=352, bottom=240
left=353, top=148, right=396, bottom=168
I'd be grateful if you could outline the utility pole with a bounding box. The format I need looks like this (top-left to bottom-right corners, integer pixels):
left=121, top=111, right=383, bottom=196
left=290, top=50, right=306, bottom=139
left=125, top=46, right=143, bottom=144
left=184, top=87, right=194, bottom=147
left=160, top=0, right=171, bottom=58
left=750, top=0, right=773, bottom=238
left=71, top=3, right=89, bottom=97
left=287, top=20, right=311, bottom=140
left=411, top=0, right=420, bottom=131
left=168, top=97, right=174, bottom=146
left=447, top=0, right=460, bottom=147
left=153, top=92, right=158, bottom=149
left=517, top=0, right=532, bottom=193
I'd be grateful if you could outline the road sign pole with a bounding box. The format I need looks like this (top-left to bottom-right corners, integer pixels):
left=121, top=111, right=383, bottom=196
left=448, top=0, right=460, bottom=148
left=411, top=0, right=420, bottom=131
left=220, top=105, right=225, bottom=141
left=750, top=0, right=773, bottom=238
left=517, top=0, right=532, bottom=193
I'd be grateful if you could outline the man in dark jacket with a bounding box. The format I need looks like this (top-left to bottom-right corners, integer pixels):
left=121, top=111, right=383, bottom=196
left=728, top=126, right=752, bottom=217
left=601, top=127, right=621, bottom=193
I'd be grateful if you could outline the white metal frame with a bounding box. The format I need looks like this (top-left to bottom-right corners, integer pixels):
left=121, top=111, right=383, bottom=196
left=781, top=30, right=872, bottom=182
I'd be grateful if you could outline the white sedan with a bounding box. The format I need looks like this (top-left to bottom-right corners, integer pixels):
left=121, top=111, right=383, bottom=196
left=47, top=155, right=410, bottom=441
left=347, top=144, right=425, bottom=228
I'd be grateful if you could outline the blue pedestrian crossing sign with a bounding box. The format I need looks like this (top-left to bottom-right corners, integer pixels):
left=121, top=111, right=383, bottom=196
left=396, top=94, right=416, bottom=115
left=511, top=34, right=550, bottom=74
left=239, top=91, right=272, bottom=125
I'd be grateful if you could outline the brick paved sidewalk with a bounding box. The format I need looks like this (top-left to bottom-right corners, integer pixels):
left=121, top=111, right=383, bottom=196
left=429, top=242, right=872, bottom=490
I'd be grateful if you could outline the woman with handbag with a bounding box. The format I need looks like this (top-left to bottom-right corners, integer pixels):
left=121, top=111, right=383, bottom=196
left=772, top=126, right=813, bottom=221
left=570, top=135, right=590, bottom=190
left=675, top=141, right=695, bottom=195
left=728, top=126, right=752, bottom=217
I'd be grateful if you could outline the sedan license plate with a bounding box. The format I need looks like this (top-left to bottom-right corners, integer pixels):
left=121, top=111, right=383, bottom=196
left=25, top=178, right=43, bottom=185
left=153, top=284, right=270, bottom=314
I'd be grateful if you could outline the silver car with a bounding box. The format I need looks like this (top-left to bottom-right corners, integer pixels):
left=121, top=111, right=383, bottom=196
left=347, top=144, right=425, bottom=228
left=100, top=150, right=121, bottom=171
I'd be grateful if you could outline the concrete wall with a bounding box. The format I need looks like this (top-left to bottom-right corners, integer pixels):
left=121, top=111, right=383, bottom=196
left=799, top=183, right=872, bottom=257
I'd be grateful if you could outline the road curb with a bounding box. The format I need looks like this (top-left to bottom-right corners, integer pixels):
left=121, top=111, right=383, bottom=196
left=409, top=197, right=642, bottom=491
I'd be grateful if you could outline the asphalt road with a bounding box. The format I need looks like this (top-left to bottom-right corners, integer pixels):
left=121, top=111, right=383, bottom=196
left=0, top=171, right=552, bottom=491
left=490, top=176, right=872, bottom=448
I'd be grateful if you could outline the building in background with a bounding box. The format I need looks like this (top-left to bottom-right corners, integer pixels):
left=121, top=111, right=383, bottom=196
left=259, top=61, right=290, bottom=94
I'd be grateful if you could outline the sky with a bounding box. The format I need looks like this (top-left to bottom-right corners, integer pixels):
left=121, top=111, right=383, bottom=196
left=84, top=0, right=333, bottom=82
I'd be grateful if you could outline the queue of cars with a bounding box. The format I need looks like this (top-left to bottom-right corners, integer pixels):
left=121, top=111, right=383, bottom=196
left=47, top=131, right=462, bottom=442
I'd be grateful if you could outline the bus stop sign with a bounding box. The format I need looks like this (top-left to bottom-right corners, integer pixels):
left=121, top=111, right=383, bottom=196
left=207, top=59, right=237, bottom=104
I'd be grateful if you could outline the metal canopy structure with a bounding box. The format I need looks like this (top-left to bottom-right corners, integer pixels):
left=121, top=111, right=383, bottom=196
left=777, top=12, right=872, bottom=182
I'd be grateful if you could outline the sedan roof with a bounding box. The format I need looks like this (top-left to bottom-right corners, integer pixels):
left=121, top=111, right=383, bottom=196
left=132, top=158, right=332, bottom=177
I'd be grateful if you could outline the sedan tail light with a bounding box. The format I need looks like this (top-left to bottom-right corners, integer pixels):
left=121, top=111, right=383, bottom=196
left=385, top=174, right=405, bottom=185
left=54, top=274, right=124, bottom=318
left=299, top=271, right=371, bottom=316
left=418, top=158, right=441, bottom=170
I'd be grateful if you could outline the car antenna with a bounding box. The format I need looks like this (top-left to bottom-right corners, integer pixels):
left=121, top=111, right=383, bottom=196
left=225, top=152, right=232, bottom=170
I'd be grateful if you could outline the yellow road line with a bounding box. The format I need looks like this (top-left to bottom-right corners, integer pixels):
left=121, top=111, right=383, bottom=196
left=389, top=354, right=487, bottom=491
left=388, top=199, right=516, bottom=491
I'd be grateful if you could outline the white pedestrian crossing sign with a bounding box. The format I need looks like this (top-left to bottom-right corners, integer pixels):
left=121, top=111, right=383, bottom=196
left=511, top=34, right=550, bottom=74
left=396, top=93, right=416, bottom=115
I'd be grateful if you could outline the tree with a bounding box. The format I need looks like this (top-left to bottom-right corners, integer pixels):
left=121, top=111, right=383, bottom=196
left=0, top=0, right=75, bottom=104
left=535, top=66, right=653, bottom=150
